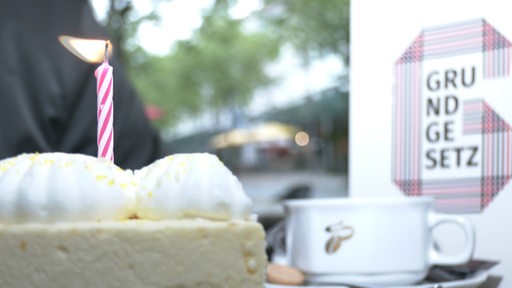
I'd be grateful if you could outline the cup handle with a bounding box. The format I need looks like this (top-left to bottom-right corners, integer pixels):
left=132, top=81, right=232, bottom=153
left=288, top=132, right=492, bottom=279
left=428, top=212, right=475, bottom=265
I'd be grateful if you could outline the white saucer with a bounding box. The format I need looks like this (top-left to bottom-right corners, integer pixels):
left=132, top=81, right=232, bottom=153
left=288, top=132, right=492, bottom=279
left=265, top=271, right=489, bottom=288
left=306, top=270, right=427, bottom=286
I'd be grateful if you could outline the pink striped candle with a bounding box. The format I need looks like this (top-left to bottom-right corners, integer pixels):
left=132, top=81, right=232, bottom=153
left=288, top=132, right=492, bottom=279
left=94, top=41, right=114, bottom=162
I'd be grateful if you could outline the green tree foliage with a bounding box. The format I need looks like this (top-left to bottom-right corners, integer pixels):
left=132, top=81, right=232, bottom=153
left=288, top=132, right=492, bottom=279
left=129, top=1, right=280, bottom=128
left=104, top=0, right=160, bottom=66
left=103, top=0, right=349, bottom=129
left=260, top=0, right=350, bottom=65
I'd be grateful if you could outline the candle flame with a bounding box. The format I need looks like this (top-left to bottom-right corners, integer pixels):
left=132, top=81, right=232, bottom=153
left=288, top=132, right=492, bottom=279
left=58, top=35, right=113, bottom=64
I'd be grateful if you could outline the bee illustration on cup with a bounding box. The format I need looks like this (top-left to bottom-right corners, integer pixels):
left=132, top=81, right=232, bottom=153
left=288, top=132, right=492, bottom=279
left=324, top=220, right=354, bottom=254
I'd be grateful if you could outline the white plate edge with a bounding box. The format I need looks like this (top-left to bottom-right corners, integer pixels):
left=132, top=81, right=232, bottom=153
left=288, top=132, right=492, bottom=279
left=265, top=271, right=489, bottom=288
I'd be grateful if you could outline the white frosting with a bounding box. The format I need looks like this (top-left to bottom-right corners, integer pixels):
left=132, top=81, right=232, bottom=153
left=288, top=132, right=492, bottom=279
left=0, top=153, right=135, bottom=223
left=135, top=153, right=252, bottom=221
left=0, top=152, right=253, bottom=223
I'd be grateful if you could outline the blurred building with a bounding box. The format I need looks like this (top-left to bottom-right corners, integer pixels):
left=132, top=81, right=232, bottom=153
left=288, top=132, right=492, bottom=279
left=163, top=85, right=348, bottom=174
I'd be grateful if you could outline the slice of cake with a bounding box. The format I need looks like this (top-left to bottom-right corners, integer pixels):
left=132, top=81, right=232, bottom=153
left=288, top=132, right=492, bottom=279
left=0, top=153, right=267, bottom=288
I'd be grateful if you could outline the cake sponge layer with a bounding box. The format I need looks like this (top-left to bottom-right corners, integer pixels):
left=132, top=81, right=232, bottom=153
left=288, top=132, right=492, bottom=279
left=0, top=219, right=267, bottom=288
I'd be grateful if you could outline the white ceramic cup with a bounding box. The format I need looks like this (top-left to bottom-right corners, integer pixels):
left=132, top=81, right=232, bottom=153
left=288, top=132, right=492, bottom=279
left=280, top=197, right=475, bottom=286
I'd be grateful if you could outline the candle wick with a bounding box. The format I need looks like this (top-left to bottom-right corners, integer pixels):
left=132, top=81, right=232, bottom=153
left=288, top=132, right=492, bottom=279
left=104, top=41, right=110, bottom=62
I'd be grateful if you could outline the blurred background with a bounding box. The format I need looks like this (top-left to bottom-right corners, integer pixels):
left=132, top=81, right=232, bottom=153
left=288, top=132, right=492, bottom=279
left=90, top=0, right=350, bottom=229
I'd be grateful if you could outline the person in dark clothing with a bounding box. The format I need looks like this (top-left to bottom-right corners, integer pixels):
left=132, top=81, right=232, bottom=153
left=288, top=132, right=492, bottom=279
left=0, top=0, right=163, bottom=169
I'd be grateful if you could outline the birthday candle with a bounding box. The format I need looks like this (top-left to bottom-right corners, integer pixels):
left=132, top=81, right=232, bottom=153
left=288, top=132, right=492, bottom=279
left=94, top=41, right=114, bottom=162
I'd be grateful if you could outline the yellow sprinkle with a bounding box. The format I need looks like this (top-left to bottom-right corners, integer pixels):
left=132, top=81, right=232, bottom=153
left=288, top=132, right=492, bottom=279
left=29, top=154, right=38, bottom=162
left=147, top=191, right=153, bottom=199
left=108, top=179, right=115, bottom=186
left=44, top=159, right=54, bottom=165
left=96, top=175, right=107, bottom=181
left=119, top=183, right=129, bottom=189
